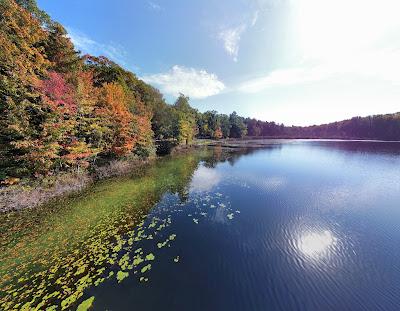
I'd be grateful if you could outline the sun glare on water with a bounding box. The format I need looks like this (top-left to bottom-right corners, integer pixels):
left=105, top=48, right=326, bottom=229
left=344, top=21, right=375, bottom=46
left=298, top=230, right=337, bottom=258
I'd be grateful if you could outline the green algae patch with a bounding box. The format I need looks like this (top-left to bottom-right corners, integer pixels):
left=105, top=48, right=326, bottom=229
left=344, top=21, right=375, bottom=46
left=117, top=271, right=129, bottom=283
left=145, top=253, right=155, bottom=261
left=76, top=296, right=95, bottom=311
left=141, top=264, right=152, bottom=273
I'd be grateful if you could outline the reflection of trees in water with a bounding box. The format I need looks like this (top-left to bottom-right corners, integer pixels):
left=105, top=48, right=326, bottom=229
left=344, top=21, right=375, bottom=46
left=307, top=141, right=400, bottom=156
left=202, top=145, right=283, bottom=168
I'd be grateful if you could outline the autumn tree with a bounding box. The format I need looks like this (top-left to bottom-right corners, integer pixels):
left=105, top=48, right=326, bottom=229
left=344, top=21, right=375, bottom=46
left=0, top=0, right=51, bottom=177
left=45, top=22, right=81, bottom=73
left=174, top=94, right=198, bottom=145
left=100, top=83, right=135, bottom=156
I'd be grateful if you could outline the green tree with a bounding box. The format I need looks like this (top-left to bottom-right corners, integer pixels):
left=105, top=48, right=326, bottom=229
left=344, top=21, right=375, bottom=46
left=229, top=111, right=247, bottom=138
left=45, top=22, right=81, bottom=73
left=219, top=114, right=231, bottom=138
left=174, top=94, right=197, bottom=145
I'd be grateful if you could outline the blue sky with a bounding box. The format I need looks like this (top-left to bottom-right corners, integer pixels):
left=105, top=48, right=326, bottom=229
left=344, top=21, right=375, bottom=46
left=38, top=0, right=400, bottom=125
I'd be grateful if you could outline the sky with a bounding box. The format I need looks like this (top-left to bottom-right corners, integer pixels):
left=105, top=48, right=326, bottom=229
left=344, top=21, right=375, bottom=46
left=37, top=0, right=400, bottom=126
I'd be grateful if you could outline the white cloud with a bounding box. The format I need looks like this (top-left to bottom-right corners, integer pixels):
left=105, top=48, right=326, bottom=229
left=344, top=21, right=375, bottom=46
left=66, top=27, right=128, bottom=66
left=237, top=0, right=400, bottom=93
left=251, top=10, right=259, bottom=27
left=218, top=6, right=260, bottom=62
left=238, top=48, right=400, bottom=93
left=218, top=25, right=246, bottom=62
left=148, top=1, right=161, bottom=11
left=142, top=65, right=225, bottom=99
left=238, top=67, right=327, bottom=92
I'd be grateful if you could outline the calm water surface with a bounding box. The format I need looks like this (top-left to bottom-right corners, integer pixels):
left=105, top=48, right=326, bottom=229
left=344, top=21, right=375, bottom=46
left=1, top=140, right=400, bottom=310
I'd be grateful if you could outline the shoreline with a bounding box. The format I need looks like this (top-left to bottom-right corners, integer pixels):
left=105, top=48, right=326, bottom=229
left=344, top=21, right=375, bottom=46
left=2, top=138, right=398, bottom=213
left=201, top=137, right=400, bottom=149
left=0, top=144, right=206, bottom=214
left=0, top=157, right=153, bottom=214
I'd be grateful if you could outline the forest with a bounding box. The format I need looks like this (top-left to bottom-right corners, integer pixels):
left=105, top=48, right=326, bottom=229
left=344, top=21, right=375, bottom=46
left=244, top=113, right=400, bottom=141
left=0, top=0, right=249, bottom=181
left=1, top=0, right=399, bottom=182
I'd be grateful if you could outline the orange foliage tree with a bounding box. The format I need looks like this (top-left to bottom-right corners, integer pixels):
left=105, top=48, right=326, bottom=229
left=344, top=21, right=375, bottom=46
left=101, top=83, right=136, bottom=156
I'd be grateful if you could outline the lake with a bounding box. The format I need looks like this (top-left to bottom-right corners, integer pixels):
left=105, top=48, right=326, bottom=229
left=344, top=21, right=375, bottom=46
left=1, top=140, right=400, bottom=310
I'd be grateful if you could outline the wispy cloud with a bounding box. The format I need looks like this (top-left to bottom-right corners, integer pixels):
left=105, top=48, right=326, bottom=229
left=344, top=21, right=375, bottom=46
left=148, top=1, right=162, bottom=11
left=219, top=25, right=246, bottom=62
left=142, top=65, right=225, bottom=99
left=251, top=10, right=259, bottom=27
left=66, top=27, right=128, bottom=66
left=238, top=48, right=400, bottom=93
left=238, top=67, right=328, bottom=92
left=218, top=6, right=260, bottom=62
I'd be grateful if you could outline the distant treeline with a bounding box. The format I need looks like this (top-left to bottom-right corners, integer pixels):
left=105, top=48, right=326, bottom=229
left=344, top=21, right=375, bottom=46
left=244, top=113, right=400, bottom=141
left=0, top=0, right=399, bottom=182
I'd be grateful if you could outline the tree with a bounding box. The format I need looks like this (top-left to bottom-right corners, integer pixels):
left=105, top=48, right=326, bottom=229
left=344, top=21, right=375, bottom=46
left=100, top=83, right=135, bottom=156
left=229, top=112, right=247, bottom=138
left=214, top=127, right=223, bottom=139
left=14, top=0, right=51, bottom=25
left=219, top=114, right=230, bottom=138
left=174, top=94, right=197, bottom=145
left=0, top=0, right=51, bottom=177
left=45, top=22, right=81, bottom=73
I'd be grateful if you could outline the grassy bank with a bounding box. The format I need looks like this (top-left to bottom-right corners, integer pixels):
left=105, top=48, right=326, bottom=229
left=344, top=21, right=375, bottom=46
left=0, top=143, right=207, bottom=213
left=0, top=156, right=154, bottom=213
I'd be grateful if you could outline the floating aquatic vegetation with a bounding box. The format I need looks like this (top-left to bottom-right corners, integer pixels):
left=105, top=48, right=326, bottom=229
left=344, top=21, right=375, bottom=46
left=141, top=264, right=151, bottom=273
left=145, top=253, right=155, bottom=261
left=76, top=296, right=95, bottom=311
left=119, top=253, right=130, bottom=270
left=0, top=151, right=239, bottom=310
left=117, top=271, right=129, bottom=283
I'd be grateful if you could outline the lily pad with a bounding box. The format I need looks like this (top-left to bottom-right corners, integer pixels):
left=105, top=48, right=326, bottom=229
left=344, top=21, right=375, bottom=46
left=116, top=271, right=129, bottom=283
left=145, top=253, right=155, bottom=261
left=141, top=264, right=151, bottom=273
left=76, top=296, right=95, bottom=311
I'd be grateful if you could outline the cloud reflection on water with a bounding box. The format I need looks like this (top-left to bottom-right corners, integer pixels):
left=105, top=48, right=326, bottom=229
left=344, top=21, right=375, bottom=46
left=190, top=165, right=221, bottom=192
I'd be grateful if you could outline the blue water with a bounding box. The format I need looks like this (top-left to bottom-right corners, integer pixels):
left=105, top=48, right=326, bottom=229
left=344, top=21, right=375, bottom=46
left=91, top=141, right=400, bottom=310
left=2, top=140, right=400, bottom=310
